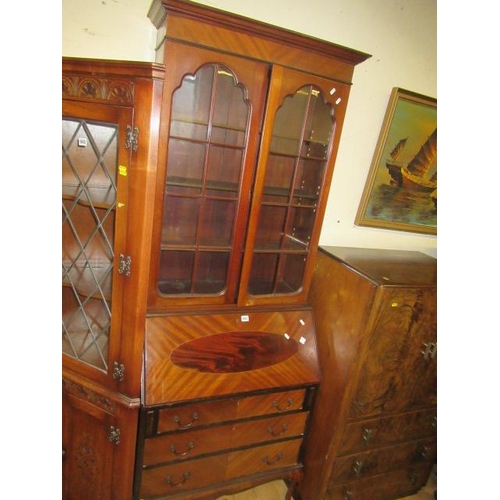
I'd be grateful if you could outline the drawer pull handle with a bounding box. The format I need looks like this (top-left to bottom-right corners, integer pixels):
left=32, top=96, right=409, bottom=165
left=262, top=452, right=283, bottom=465
left=268, top=423, right=288, bottom=437
left=419, top=445, right=430, bottom=460
left=362, top=427, right=373, bottom=443
left=273, top=398, right=294, bottom=412
left=165, top=471, right=191, bottom=487
left=173, top=412, right=199, bottom=429
left=343, top=488, right=353, bottom=500
left=352, top=459, right=363, bottom=476
left=170, top=441, right=195, bottom=457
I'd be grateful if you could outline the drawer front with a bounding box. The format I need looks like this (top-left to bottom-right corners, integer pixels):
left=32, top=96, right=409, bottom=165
left=326, top=462, right=433, bottom=500
left=140, top=454, right=227, bottom=498
left=144, top=412, right=308, bottom=466
left=227, top=438, right=302, bottom=478
left=339, top=409, right=436, bottom=455
left=156, top=389, right=306, bottom=433
left=330, top=437, right=436, bottom=484
left=233, top=412, right=308, bottom=447
left=139, top=438, right=303, bottom=498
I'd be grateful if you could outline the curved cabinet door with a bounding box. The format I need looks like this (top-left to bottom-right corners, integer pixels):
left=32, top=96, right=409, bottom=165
left=239, top=66, right=351, bottom=307
left=148, top=42, right=268, bottom=310
left=62, top=101, right=131, bottom=387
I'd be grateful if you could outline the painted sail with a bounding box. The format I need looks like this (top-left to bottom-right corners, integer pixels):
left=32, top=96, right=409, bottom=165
left=389, top=138, right=407, bottom=161
left=406, top=129, right=437, bottom=178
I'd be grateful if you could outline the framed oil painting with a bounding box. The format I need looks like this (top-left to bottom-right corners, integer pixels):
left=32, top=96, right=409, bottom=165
left=355, top=87, right=437, bottom=235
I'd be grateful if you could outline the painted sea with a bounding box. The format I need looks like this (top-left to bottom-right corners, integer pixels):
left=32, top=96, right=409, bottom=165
left=366, top=183, right=437, bottom=229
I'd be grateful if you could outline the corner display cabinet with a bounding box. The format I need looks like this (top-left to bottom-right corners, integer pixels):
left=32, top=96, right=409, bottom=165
left=299, top=247, right=437, bottom=500
left=62, top=2, right=370, bottom=499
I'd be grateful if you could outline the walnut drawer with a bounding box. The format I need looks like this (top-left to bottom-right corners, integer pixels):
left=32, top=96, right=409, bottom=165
left=339, top=409, right=436, bottom=456
left=139, top=438, right=302, bottom=498
left=156, top=389, right=306, bottom=433
left=329, top=437, right=436, bottom=485
left=143, top=412, right=308, bottom=466
left=326, top=462, right=434, bottom=500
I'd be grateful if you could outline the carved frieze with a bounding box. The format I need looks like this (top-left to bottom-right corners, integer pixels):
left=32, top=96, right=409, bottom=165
left=63, top=378, right=117, bottom=413
left=62, top=75, right=134, bottom=104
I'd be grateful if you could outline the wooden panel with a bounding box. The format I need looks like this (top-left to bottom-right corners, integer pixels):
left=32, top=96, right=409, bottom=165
left=339, top=409, right=436, bottom=457
left=144, top=309, right=319, bottom=405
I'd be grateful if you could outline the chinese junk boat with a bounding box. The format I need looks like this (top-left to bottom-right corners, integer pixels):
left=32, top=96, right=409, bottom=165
left=386, top=128, right=437, bottom=193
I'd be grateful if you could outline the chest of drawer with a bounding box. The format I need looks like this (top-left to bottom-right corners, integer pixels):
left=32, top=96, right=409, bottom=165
left=339, top=409, right=436, bottom=456
left=143, top=412, right=308, bottom=466
left=155, top=389, right=307, bottom=433
left=330, top=436, right=436, bottom=485
left=139, top=438, right=302, bottom=498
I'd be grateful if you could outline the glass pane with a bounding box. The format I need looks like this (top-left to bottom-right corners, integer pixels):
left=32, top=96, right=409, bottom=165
left=261, top=154, right=295, bottom=203
left=161, top=197, right=201, bottom=245
left=283, top=207, right=316, bottom=250
left=158, top=63, right=250, bottom=297
left=157, top=250, right=194, bottom=294
left=206, top=146, right=243, bottom=198
left=279, top=254, right=306, bottom=293
left=169, top=65, right=214, bottom=141
left=193, top=252, right=230, bottom=294
left=199, top=199, right=237, bottom=246
left=249, top=85, right=334, bottom=297
left=62, top=118, right=117, bottom=371
left=212, top=68, right=248, bottom=146
left=166, top=139, right=206, bottom=195
left=254, top=205, right=287, bottom=250
left=248, top=253, right=279, bottom=295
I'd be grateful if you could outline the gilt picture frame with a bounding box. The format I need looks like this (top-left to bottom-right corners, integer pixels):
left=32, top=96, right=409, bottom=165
left=355, top=87, right=437, bottom=235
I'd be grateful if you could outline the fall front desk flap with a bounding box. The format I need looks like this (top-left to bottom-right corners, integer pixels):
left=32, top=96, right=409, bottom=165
left=144, top=308, right=320, bottom=406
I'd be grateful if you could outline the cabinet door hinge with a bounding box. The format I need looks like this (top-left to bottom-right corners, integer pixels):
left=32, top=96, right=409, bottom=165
left=118, top=254, right=131, bottom=277
left=108, top=426, right=121, bottom=445
left=125, top=125, right=139, bottom=151
left=113, top=361, right=125, bottom=382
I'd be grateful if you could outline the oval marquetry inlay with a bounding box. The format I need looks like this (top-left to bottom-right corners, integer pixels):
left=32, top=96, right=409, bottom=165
left=170, top=332, right=298, bottom=373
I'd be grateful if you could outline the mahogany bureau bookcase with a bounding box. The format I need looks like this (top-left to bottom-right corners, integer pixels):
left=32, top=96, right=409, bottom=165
left=299, top=246, right=437, bottom=500
left=61, top=2, right=370, bottom=498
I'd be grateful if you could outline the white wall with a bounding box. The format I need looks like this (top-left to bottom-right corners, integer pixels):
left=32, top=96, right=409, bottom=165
left=62, top=0, right=437, bottom=257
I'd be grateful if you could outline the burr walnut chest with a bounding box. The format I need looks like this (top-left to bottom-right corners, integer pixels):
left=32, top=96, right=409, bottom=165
left=299, top=246, right=437, bottom=500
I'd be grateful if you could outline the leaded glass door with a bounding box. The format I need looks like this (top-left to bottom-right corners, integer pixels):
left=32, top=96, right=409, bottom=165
left=62, top=101, right=132, bottom=380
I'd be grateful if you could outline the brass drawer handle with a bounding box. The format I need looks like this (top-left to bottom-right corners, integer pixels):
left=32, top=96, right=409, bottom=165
left=362, top=427, right=373, bottom=443
left=173, top=412, right=199, bottom=429
left=262, top=452, right=283, bottom=465
left=165, top=471, right=191, bottom=487
left=419, top=445, right=430, bottom=460
left=170, top=440, right=195, bottom=457
left=273, top=398, right=294, bottom=412
left=352, top=459, right=363, bottom=476
left=267, top=423, right=288, bottom=437
left=343, top=488, right=353, bottom=500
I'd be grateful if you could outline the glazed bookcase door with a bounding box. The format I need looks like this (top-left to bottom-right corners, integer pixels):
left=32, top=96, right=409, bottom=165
left=62, top=100, right=131, bottom=386
left=239, top=67, right=351, bottom=306
left=148, top=43, right=268, bottom=310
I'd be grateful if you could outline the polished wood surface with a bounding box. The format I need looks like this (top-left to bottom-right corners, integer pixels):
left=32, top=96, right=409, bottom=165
left=63, top=0, right=370, bottom=497
left=144, top=309, right=319, bottom=405
left=300, top=247, right=437, bottom=500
